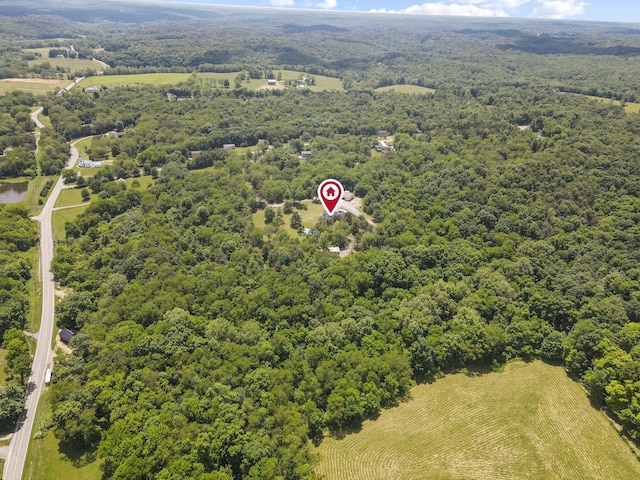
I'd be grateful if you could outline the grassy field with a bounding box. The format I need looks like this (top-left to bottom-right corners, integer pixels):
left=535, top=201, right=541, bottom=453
left=376, top=85, right=436, bottom=94
left=73, top=138, right=92, bottom=158
left=22, top=391, right=101, bottom=480
left=54, top=188, right=94, bottom=209
left=26, top=247, right=43, bottom=333
left=23, top=176, right=58, bottom=214
left=0, top=349, right=7, bottom=385
left=77, top=73, right=194, bottom=89
left=0, top=78, right=68, bottom=95
left=253, top=201, right=325, bottom=237
left=25, top=47, right=99, bottom=71
left=75, top=71, right=344, bottom=92
left=569, top=93, right=640, bottom=114
left=52, top=205, right=89, bottom=242
left=248, top=70, right=344, bottom=91
left=126, top=175, right=154, bottom=189
left=315, top=361, right=640, bottom=480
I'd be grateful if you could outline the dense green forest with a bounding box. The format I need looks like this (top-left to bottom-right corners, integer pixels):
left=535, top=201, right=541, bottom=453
left=3, top=1, right=640, bottom=478
left=46, top=84, right=640, bottom=478
left=0, top=204, right=38, bottom=431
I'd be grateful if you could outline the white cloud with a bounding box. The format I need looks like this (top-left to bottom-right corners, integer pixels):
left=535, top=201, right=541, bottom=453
left=371, top=2, right=509, bottom=17
left=529, top=0, right=587, bottom=18
left=403, top=0, right=531, bottom=5
left=269, top=0, right=295, bottom=6
left=316, top=0, right=338, bottom=7
left=489, top=0, right=532, bottom=7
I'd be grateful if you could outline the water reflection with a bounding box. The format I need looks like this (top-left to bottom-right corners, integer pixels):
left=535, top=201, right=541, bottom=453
left=0, top=181, right=28, bottom=203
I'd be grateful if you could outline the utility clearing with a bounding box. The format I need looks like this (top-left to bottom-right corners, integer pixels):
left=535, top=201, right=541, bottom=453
left=315, top=361, right=640, bottom=480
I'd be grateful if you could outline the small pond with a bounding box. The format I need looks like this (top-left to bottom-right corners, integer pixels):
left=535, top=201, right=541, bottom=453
left=0, top=181, right=28, bottom=203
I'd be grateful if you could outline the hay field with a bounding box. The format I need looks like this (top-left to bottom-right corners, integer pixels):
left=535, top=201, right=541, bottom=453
left=316, top=361, right=640, bottom=480
left=0, top=78, right=68, bottom=95
left=75, top=71, right=343, bottom=91
left=376, top=85, right=436, bottom=94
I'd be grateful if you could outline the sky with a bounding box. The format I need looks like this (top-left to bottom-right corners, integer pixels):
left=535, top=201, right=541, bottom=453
left=163, top=0, right=640, bottom=23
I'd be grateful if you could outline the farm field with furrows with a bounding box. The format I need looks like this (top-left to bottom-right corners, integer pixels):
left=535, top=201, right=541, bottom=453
left=316, top=361, right=640, bottom=480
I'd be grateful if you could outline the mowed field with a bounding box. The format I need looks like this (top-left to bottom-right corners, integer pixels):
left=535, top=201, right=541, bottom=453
left=75, top=70, right=343, bottom=91
left=315, top=361, right=640, bottom=480
left=569, top=93, right=640, bottom=113
left=0, top=78, right=68, bottom=95
left=376, top=85, right=436, bottom=94
left=25, top=47, right=100, bottom=72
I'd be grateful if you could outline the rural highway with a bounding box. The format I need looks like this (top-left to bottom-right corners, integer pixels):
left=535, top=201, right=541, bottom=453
left=2, top=118, right=79, bottom=480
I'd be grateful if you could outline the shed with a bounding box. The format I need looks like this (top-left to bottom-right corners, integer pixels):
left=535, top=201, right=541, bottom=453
left=59, top=327, right=75, bottom=344
left=223, top=144, right=236, bottom=150
left=342, top=191, right=354, bottom=202
left=328, top=246, right=341, bottom=253
left=267, top=79, right=277, bottom=86
left=300, top=150, right=312, bottom=159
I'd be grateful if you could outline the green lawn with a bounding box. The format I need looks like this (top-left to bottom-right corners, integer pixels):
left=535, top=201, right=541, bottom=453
left=54, top=188, right=94, bottom=209
left=316, top=360, right=640, bottom=480
left=54, top=175, right=153, bottom=209
left=253, top=201, right=325, bottom=237
left=375, top=85, right=436, bottom=94
left=22, top=391, right=101, bottom=480
left=126, top=175, right=154, bottom=189
left=52, top=205, right=89, bottom=242
left=72, top=138, right=92, bottom=158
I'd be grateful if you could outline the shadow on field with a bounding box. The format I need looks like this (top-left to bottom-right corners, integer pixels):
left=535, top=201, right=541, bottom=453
left=327, top=423, right=364, bottom=441
left=58, top=441, right=98, bottom=468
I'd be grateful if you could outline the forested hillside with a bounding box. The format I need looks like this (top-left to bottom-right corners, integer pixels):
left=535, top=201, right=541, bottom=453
left=3, top=2, right=640, bottom=478
left=44, top=81, right=640, bottom=478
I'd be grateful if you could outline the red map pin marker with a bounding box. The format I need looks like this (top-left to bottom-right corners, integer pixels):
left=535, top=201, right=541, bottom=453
left=318, top=179, right=344, bottom=216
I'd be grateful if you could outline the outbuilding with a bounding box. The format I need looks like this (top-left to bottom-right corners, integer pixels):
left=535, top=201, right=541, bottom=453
left=59, top=327, right=75, bottom=344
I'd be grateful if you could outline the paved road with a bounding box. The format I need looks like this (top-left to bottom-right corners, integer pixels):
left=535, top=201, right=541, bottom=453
left=29, top=108, right=44, bottom=129
left=56, top=76, right=84, bottom=96
left=2, top=136, right=78, bottom=480
left=92, top=58, right=110, bottom=70
left=340, top=197, right=376, bottom=226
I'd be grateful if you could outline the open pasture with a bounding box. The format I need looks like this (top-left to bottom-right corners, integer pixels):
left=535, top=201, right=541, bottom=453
left=0, top=78, right=68, bottom=95
left=375, top=85, right=436, bottom=94
left=74, top=70, right=344, bottom=91
left=25, top=47, right=100, bottom=72
left=569, top=93, right=640, bottom=114
left=316, top=361, right=640, bottom=480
